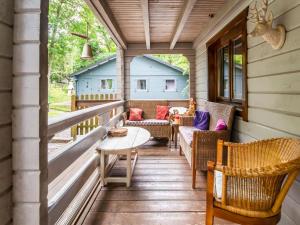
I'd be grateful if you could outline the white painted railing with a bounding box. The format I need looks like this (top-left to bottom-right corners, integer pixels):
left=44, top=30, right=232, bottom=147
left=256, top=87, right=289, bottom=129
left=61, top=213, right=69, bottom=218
left=47, top=100, right=124, bottom=225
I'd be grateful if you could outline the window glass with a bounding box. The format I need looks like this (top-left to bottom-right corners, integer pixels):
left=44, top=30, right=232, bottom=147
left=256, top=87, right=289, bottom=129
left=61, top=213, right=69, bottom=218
left=165, top=80, right=176, bottom=91
left=218, top=46, right=229, bottom=98
left=100, top=80, right=106, bottom=89
left=233, top=38, right=243, bottom=100
left=137, top=80, right=147, bottom=90
left=106, top=79, right=113, bottom=89
left=100, top=79, right=113, bottom=90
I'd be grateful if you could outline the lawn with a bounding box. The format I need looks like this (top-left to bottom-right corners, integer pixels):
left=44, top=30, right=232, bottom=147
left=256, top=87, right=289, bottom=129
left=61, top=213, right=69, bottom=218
left=48, top=83, right=71, bottom=118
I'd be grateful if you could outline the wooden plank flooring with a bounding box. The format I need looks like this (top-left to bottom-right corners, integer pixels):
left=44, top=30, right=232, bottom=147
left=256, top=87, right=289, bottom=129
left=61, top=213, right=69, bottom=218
left=77, top=140, right=236, bottom=225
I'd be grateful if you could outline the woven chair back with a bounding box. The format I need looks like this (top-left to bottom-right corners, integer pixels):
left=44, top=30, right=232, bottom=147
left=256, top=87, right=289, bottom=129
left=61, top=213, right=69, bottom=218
left=224, top=138, right=300, bottom=216
left=204, top=101, right=235, bottom=131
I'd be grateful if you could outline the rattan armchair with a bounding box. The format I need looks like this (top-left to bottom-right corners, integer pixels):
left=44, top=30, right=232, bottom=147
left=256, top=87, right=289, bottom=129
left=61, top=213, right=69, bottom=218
left=206, top=138, right=300, bottom=225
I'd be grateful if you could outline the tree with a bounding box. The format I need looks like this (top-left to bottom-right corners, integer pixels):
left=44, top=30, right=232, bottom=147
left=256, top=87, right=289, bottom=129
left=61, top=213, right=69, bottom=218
left=48, top=0, right=116, bottom=82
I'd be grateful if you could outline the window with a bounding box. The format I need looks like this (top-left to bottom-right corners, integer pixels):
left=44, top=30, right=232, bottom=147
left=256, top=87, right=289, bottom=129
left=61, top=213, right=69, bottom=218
left=136, top=79, right=147, bottom=91
left=100, top=79, right=113, bottom=90
left=207, top=9, right=248, bottom=121
left=165, top=79, right=176, bottom=91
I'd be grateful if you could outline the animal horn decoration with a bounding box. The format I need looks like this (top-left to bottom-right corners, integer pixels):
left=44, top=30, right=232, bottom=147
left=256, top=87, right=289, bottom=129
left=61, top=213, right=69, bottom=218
left=249, top=0, right=286, bottom=49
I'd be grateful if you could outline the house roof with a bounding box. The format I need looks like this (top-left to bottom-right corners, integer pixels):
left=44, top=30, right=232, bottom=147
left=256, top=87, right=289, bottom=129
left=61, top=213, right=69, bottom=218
left=71, top=54, right=116, bottom=76
left=71, top=54, right=185, bottom=77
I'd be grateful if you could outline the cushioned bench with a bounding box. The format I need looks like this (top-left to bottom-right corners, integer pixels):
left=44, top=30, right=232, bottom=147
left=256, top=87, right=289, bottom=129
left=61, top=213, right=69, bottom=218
left=179, top=101, right=235, bottom=188
left=122, top=100, right=171, bottom=139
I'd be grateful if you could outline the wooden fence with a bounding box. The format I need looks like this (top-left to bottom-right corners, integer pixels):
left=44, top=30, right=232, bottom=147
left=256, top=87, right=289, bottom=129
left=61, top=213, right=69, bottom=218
left=71, top=94, right=119, bottom=138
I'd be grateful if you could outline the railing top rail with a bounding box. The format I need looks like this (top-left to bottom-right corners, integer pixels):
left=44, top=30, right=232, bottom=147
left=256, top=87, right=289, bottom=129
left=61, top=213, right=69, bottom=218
left=48, top=100, right=124, bottom=137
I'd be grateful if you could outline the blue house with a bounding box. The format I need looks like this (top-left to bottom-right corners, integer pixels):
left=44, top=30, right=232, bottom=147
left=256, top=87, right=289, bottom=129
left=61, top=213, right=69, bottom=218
left=71, top=55, right=189, bottom=99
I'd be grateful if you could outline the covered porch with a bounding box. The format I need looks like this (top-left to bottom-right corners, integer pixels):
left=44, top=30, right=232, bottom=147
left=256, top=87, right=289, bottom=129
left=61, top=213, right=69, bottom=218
left=1, top=0, right=300, bottom=225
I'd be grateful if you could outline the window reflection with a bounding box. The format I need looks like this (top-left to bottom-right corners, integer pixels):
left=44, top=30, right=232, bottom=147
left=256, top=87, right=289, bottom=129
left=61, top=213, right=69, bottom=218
left=218, top=46, right=229, bottom=98
left=233, top=38, right=243, bottom=100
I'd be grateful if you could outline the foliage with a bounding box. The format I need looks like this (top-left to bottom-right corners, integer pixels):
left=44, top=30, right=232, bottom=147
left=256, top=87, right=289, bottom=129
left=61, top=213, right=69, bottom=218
left=49, top=0, right=116, bottom=82
left=234, top=54, right=243, bottom=65
left=153, top=54, right=190, bottom=76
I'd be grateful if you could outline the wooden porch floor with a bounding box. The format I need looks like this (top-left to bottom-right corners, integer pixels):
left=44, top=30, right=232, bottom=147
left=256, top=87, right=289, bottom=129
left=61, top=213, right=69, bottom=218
left=76, top=140, right=235, bottom=225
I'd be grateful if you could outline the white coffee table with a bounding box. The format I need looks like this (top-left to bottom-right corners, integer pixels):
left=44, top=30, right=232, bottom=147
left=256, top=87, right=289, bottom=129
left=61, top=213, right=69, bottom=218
left=97, top=127, right=150, bottom=187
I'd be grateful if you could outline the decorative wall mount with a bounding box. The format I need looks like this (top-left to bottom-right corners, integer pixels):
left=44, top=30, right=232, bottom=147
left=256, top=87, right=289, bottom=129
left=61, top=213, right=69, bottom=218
left=249, top=0, right=286, bottom=49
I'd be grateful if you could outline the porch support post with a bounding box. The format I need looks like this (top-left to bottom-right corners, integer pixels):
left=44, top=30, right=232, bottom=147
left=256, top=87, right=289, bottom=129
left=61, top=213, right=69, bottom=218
left=116, top=47, right=125, bottom=100
left=124, top=55, right=134, bottom=100
left=12, top=1, right=49, bottom=224
left=184, top=54, right=196, bottom=99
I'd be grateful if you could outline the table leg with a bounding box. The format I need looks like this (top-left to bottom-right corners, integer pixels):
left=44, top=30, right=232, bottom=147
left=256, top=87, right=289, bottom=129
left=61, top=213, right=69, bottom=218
left=126, top=151, right=131, bottom=187
left=100, top=150, right=106, bottom=185
left=174, top=127, right=178, bottom=149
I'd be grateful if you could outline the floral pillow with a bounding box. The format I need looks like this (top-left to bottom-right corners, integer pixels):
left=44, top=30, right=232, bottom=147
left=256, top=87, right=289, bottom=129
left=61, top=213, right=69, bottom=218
left=129, top=108, right=143, bottom=121
left=156, top=105, right=169, bottom=120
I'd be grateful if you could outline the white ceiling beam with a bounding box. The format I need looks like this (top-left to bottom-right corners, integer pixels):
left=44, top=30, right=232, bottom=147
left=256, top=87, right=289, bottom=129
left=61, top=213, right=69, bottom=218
left=85, top=0, right=127, bottom=49
left=140, top=0, right=151, bottom=49
left=170, top=0, right=197, bottom=49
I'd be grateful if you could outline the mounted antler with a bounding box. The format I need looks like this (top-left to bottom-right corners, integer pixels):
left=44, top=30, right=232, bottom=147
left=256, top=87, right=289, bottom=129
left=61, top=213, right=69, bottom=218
left=249, top=0, right=286, bottom=49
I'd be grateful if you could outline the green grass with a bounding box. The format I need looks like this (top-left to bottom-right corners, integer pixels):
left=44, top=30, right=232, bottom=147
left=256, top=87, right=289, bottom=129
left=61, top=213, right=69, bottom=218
left=48, top=83, right=71, bottom=118
left=49, top=104, right=70, bottom=112
left=48, top=83, right=69, bottom=104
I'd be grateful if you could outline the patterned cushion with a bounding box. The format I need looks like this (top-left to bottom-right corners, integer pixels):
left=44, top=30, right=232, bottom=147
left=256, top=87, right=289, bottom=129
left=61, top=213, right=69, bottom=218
left=125, top=119, right=170, bottom=126
left=156, top=105, right=169, bottom=120
left=179, top=126, right=199, bottom=146
left=129, top=108, right=143, bottom=121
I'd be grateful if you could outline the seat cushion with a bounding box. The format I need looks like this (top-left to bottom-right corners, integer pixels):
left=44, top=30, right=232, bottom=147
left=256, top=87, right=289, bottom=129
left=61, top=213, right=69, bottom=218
left=214, top=170, right=223, bottom=202
left=125, top=119, right=169, bottom=126
left=179, top=126, right=199, bottom=146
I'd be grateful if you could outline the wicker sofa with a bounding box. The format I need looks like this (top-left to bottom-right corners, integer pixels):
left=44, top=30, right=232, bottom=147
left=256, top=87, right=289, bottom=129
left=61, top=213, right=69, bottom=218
left=179, top=101, right=235, bottom=188
left=122, top=100, right=173, bottom=139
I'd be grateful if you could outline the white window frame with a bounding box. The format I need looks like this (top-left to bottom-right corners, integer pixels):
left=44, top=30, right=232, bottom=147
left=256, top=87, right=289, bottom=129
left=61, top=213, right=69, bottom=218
left=164, top=79, right=177, bottom=92
left=100, top=79, right=113, bottom=91
left=136, top=79, right=148, bottom=92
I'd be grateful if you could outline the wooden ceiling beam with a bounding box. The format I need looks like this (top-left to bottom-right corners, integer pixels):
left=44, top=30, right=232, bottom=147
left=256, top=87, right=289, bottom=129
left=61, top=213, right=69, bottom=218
left=170, top=0, right=197, bottom=49
left=85, top=0, right=127, bottom=49
left=140, top=0, right=151, bottom=49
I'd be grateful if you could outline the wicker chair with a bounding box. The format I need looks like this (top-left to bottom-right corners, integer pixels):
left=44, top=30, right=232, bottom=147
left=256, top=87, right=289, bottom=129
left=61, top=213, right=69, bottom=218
left=179, top=101, right=235, bottom=188
left=206, top=138, right=300, bottom=225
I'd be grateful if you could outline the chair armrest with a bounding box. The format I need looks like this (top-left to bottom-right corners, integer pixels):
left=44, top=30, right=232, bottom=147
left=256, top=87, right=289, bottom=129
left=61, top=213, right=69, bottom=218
left=207, top=161, right=216, bottom=207
left=179, top=115, right=194, bottom=126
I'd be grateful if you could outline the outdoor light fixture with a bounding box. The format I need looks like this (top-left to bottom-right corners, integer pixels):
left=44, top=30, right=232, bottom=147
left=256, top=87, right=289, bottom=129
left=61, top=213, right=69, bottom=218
left=71, top=22, right=94, bottom=60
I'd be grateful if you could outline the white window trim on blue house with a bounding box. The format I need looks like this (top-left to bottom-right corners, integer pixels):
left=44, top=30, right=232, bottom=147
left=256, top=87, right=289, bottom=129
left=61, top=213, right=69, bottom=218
left=135, top=79, right=149, bottom=92
left=164, top=79, right=177, bottom=92
left=100, top=79, right=113, bottom=91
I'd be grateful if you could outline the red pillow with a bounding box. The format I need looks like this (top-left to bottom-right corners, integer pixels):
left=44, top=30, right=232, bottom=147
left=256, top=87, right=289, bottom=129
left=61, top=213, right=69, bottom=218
left=156, top=105, right=169, bottom=120
left=129, top=108, right=143, bottom=121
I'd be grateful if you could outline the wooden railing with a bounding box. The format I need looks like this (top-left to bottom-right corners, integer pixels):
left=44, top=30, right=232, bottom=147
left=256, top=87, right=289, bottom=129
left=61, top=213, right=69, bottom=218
left=48, top=100, right=124, bottom=225
left=71, top=94, right=119, bottom=137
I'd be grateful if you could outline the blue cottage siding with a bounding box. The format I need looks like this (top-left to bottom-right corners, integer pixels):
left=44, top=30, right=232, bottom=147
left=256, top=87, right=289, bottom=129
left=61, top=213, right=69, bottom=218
left=130, top=56, right=188, bottom=99
left=74, top=60, right=117, bottom=95
left=73, top=55, right=188, bottom=99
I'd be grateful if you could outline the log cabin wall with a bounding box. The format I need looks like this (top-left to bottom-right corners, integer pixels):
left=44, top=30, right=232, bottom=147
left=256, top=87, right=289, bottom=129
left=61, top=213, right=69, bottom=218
left=194, top=0, right=300, bottom=224
left=0, top=0, right=13, bottom=224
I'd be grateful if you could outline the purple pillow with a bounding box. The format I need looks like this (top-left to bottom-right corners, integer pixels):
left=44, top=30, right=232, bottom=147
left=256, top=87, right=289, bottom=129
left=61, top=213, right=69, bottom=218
left=193, top=110, right=210, bottom=130
left=215, top=119, right=227, bottom=131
